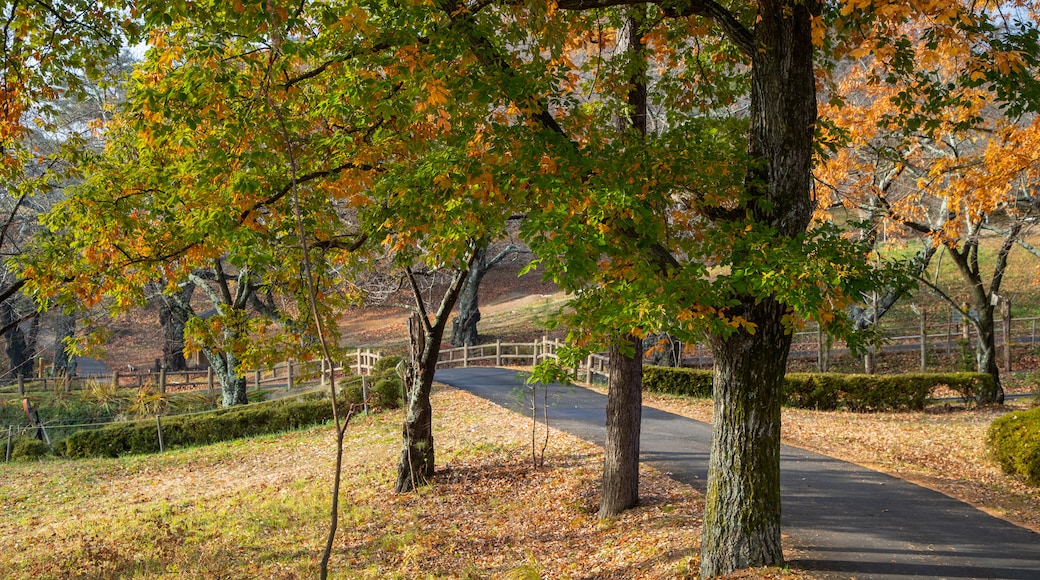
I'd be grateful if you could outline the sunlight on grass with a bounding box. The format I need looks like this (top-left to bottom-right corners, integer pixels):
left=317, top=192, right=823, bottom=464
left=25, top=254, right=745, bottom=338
left=0, top=386, right=755, bottom=579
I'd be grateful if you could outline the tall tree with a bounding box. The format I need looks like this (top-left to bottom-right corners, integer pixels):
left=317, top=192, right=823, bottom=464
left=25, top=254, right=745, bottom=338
left=817, top=13, right=1040, bottom=400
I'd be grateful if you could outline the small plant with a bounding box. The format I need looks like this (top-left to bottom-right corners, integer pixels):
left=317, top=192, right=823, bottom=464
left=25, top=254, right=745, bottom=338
left=79, top=379, right=126, bottom=415
left=126, top=383, right=169, bottom=418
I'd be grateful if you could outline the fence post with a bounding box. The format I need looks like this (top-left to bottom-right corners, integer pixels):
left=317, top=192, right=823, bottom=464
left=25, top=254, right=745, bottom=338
left=321, top=359, right=328, bottom=387
left=208, top=367, right=215, bottom=394
left=586, top=355, right=593, bottom=383
left=947, top=308, right=954, bottom=356
left=158, top=368, right=166, bottom=394
left=110, top=371, right=119, bottom=391
left=362, top=375, right=368, bottom=415
left=5, top=425, right=11, bottom=463
left=356, top=348, right=362, bottom=375
left=1002, top=298, right=1012, bottom=372
left=156, top=416, right=165, bottom=452
left=1032, top=319, right=1037, bottom=349
left=253, top=369, right=261, bottom=390
left=463, top=344, right=469, bottom=368
left=495, top=340, right=502, bottom=366
left=287, top=360, right=295, bottom=390
left=816, top=324, right=824, bottom=372
left=17, top=376, right=24, bottom=396
left=920, top=307, right=927, bottom=372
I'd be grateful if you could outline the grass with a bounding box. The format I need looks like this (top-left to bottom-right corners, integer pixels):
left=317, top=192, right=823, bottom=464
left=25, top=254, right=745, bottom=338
left=1, top=386, right=808, bottom=579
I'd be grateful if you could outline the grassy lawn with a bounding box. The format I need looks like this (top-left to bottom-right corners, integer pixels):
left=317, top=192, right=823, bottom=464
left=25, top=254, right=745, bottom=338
left=3, top=386, right=806, bottom=580
left=3, top=378, right=1038, bottom=578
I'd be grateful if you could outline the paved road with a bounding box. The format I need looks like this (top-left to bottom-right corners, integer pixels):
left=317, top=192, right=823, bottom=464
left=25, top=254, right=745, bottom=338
left=435, top=367, right=1040, bottom=580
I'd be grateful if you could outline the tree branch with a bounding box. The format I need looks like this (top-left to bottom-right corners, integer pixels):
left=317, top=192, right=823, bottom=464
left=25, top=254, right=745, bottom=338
left=555, top=0, right=755, bottom=57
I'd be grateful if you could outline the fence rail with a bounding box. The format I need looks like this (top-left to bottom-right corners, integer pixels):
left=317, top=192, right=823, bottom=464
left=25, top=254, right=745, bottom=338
left=5, top=309, right=1034, bottom=397
left=434, top=337, right=610, bottom=382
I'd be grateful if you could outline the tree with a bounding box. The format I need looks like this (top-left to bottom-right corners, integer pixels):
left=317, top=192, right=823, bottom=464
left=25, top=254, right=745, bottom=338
left=513, top=0, right=1039, bottom=575
left=395, top=260, right=474, bottom=492
left=26, top=1, right=1038, bottom=577
left=449, top=239, right=526, bottom=347
left=816, top=13, right=1040, bottom=400
left=153, top=280, right=194, bottom=371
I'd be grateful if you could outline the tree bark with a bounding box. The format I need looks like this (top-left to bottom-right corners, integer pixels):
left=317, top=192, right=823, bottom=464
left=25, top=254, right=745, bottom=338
left=53, top=311, right=77, bottom=377
left=158, top=282, right=194, bottom=371
left=974, top=304, right=1004, bottom=403
left=0, top=302, right=31, bottom=379
left=600, top=333, right=643, bottom=518
left=395, top=312, right=437, bottom=492
left=395, top=262, right=473, bottom=493
left=702, top=299, right=790, bottom=577
left=450, top=247, right=486, bottom=347
left=700, top=0, right=818, bottom=575
left=205, top=347, right=249, bottom=407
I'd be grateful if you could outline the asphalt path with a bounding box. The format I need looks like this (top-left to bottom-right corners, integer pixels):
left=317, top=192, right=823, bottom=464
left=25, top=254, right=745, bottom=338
left=435, top=367, right=1040, bottom=580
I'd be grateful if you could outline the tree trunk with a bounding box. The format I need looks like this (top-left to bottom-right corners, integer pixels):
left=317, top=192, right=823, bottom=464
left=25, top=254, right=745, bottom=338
left=700, top=0, right=818, bottom=575
left=395, top=313, right=438, bottom=492
left=158, top=283, right=194, bottom=371
left=204, top=347, right=248, bottom=406
left=396, top=313, right=435, bottom=491
left=450, top=247, right=486, bottom=347
left=600, top=333, right=643, bottom=518
left=702, top=299, right=790, bottom=576
left=972, top=303, right=1005, bottom=404
left=53, top=311, right=77, bottom=377
left=396, top=263, right=473, bottom=493
left=1, top=302, right=31, bottom=379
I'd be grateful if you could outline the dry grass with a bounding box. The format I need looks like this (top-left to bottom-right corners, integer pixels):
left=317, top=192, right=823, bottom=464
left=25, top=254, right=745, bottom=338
left=0, top=386, right=806, bottom=579
left=4, top=376, right=1035, bottom=579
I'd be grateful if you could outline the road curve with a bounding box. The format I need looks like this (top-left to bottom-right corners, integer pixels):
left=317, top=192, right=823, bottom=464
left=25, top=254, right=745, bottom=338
left=435, top=367, right=1040, bottom=580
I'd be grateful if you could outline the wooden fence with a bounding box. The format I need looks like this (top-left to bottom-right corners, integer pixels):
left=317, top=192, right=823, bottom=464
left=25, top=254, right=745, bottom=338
left=434, top=337, right=611, bottom=382
left=5, top=309, right=1036, bottom=396
left=0, top=348, right=387, bottom=395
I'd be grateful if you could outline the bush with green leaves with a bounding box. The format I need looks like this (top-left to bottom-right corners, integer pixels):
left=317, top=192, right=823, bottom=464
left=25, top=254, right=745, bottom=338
left=10, top=437, right=51, bottom=460
left=642, top=365, right=993, bottom=412
left=64, top=397, right=336, bottom=458
left=988, top=406, right=1040, bottom=487
left=370, top=355, right=404, bottom=409
left=643, top=366, right=713, bottom=398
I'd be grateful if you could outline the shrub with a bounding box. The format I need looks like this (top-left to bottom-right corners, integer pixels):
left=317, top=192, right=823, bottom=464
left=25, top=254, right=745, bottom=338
left=373, top=355, right=403, bottom=374
left=11, top=437, right=51, bottom=460
left=642, top=366, right=713, bottom=398
left=988, top=406, right=1040, bottom=487
left=342, top=379, right=365, bottom=406
left=784, top=372, right=992, bottom=411
left=64, top=397, right=335, bottom=458
left=373, top=377, right=403, bottom=409
left=641, top=365, right=993, bottom=412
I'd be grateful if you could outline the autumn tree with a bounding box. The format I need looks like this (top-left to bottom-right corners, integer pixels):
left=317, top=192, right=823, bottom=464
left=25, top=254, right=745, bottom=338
left=817, top=6, right=1040, bottom=401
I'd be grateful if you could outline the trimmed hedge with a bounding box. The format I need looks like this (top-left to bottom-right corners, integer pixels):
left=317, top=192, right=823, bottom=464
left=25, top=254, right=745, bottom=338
left=988, top=406, right=1040, bottom=487
left=642, top=365, right=994, bottom=412
left=64, top=397, right=335, bottom=458
left=643, top=366, right=713, bottom=398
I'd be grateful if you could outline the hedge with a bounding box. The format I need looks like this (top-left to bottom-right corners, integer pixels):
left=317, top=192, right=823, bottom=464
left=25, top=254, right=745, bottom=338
left=988, top=406, right=1040, bottom=487
left=642, top=365, right=994, bottom=412
left=64, top=397, right=336, bottom=458
left=643, top=366, right=713, bottom=398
